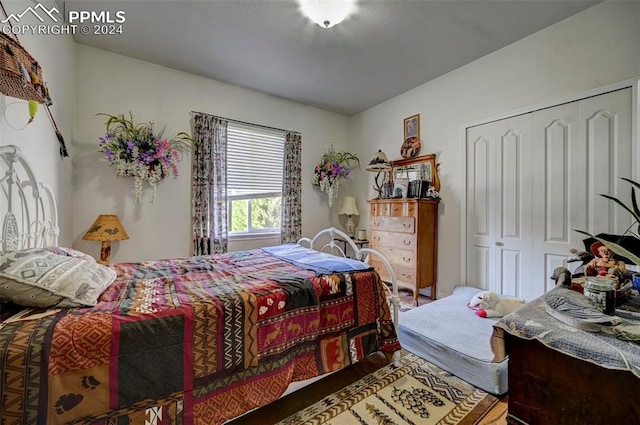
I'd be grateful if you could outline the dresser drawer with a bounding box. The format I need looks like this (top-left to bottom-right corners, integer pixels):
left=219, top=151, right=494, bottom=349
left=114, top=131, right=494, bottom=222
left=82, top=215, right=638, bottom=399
left=369, top=230, right=416, bottom=250
left=371, top=202, right=417, bottom=217
left=370, top=259, right=416, bottom=288
left=388, top=202, right=416, bottom=217
left=372, top=246, right=416, bottom=268
left=370, top=202, right=390, bottom=216
left=369, top=216, right=415, bottom=234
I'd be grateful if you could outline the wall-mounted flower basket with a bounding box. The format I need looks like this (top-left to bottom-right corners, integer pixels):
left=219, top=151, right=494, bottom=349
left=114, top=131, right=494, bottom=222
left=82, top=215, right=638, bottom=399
left=98, top=113, right=192, bottom=203
left=312, top=145, right=359, bottom=207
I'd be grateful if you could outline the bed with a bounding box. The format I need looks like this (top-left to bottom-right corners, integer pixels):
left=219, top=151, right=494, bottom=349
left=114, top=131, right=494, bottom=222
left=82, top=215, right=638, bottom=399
left=0, top=145, right=401, bottom=425
left=397, top=285, right=509, bottom=395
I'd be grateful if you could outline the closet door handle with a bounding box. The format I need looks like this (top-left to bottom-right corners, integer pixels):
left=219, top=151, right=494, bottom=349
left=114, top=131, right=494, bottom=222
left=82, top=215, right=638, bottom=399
left=495, top=241, right=504, bottom=247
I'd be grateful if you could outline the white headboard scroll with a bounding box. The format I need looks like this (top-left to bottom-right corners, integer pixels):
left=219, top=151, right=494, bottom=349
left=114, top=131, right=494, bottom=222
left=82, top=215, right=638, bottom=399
left=0, top=145, right=59, bottom=250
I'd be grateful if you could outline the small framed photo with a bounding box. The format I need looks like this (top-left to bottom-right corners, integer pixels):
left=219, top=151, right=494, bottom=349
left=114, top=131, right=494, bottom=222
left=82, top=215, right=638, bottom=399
left=401, top=114, right=421, bottom=158
left=393, top=177, right=409, bottom=198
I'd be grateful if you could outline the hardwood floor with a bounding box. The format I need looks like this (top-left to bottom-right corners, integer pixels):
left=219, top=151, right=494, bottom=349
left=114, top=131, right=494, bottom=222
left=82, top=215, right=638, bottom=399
left=398, top=288, right=508, bottom=425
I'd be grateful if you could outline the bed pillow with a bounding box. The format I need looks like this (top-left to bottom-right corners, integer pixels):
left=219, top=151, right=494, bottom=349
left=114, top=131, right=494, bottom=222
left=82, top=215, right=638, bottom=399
left=0, top=248, right=116, bottom=308
left=262, top=244, right=373, bottom=274
left=45, top=246, right=98, bottom=263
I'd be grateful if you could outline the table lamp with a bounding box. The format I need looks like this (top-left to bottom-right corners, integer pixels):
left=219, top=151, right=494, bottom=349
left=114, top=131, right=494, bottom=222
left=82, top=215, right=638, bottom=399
left=366, top=150, right=391, bottom=198
left=82, top=214, right=129, bottom=264
left=339, top=196, right=359, bottom=237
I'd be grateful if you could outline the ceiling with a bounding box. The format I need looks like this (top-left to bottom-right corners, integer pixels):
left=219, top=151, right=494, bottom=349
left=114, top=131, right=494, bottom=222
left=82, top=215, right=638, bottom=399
left=61, top=0, right=598, bottom=116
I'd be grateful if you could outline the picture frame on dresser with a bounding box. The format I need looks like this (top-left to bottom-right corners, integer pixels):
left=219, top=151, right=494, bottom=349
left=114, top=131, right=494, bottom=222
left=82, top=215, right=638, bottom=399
left=392, top=177, right=409, bottom=198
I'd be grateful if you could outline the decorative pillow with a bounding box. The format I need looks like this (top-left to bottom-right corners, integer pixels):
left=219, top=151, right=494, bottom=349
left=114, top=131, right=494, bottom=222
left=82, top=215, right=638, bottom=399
left=0, top=248, right=116, bottom=308
left=45, top=246, right=97, bottom=263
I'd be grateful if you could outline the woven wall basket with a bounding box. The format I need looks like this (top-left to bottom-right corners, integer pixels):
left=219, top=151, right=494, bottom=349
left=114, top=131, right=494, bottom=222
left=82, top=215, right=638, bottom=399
left=0, top=33, right=45, bottom=103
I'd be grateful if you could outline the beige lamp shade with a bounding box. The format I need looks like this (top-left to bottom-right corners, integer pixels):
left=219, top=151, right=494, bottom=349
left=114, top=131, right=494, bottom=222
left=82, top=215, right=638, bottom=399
left=339, top=196, right=359, bottom=237
left=83, top=215, right=129, bottom=265
left=83, top=215, right=129, bottom=241
left=366, top=150, right=391, bottom=171
left=339, top=196, right=360, bottom=216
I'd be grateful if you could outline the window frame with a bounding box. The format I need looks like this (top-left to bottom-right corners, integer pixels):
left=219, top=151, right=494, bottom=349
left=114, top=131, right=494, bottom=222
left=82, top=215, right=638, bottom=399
left=225, top=121, right=285, bottom=239
left=228, top=191, right=282, bottom=237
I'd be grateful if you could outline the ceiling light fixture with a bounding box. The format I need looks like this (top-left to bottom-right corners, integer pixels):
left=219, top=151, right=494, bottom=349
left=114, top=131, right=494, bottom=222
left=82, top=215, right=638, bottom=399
left=298, top=0, right=357, bottom=29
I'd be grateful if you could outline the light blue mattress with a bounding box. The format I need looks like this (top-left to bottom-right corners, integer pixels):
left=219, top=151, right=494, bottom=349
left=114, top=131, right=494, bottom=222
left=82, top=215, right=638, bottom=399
left=398, top=285, right=508, bottom=395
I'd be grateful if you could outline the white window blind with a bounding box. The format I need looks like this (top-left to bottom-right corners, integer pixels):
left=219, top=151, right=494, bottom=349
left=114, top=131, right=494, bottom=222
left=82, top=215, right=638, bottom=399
left=227, top=122, right=285, bottom=197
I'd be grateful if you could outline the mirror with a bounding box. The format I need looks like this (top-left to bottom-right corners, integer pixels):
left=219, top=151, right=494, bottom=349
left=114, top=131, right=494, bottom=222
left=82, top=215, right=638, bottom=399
left=387, top=153, right=439, bottom=199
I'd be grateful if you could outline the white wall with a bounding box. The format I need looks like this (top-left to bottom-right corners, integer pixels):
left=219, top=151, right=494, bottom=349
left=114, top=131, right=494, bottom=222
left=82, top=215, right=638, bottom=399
left=350, top=1, right=640, bottom=298
left=73, top=45, right=353, bottom=262
left=0, top=0, right=75, bottom=246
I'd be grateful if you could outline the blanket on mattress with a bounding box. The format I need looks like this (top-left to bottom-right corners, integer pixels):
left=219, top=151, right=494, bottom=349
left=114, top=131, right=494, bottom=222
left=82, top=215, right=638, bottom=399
left=0, top=248, right=399, bottom=425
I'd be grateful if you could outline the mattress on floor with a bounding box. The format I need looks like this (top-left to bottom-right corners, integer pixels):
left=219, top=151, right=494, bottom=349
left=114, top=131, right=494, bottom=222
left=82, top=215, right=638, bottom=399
left=398, top=285, right=508, bottom=395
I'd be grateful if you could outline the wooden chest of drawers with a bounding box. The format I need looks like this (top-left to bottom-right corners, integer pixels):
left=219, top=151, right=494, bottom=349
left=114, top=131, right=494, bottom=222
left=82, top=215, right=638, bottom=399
left=368, top=198, right=439, bottom=305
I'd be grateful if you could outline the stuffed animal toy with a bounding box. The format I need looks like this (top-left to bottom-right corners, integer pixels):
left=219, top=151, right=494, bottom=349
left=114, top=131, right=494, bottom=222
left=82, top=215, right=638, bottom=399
left=467, top=291, right=526, bottom=318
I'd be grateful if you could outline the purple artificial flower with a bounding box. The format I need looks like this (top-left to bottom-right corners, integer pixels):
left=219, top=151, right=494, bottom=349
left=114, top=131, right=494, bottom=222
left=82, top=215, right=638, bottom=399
left=105, top=148, right=115, bottom=162
left=126, top=140, right=135, bottom=152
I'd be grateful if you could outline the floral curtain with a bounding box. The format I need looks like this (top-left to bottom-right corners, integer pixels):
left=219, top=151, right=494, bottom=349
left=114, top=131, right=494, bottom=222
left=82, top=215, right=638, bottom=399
left=281, top=131, right=302, bottom=243
left=190, top=113, right=228, bottom=255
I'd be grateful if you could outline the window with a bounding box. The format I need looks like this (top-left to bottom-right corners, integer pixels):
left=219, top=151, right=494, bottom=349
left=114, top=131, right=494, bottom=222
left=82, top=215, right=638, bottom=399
left=227, top=121, right=285, bottom=236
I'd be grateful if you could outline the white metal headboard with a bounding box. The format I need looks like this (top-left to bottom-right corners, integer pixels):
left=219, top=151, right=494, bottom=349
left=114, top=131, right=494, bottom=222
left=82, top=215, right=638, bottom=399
left=0, top=145, right=59, bottom=250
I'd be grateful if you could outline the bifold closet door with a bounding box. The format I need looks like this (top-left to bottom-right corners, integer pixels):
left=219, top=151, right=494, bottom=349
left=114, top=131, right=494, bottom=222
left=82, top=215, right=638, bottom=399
left=530, top=88, right=632, bottom=299
left=466, top=114, right=533, bottom=297
left=529, top=102, right=581, bottom=299
left=467, top=87, right=633, bottom=301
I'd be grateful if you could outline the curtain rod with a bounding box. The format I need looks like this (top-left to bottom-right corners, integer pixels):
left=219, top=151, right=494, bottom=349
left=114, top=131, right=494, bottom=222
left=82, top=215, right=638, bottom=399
left=190, top=110, right=295, bottom=134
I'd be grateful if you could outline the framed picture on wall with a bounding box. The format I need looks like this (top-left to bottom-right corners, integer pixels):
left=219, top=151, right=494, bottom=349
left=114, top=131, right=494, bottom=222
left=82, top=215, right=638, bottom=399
left=401, top=114, right=421, bottom=158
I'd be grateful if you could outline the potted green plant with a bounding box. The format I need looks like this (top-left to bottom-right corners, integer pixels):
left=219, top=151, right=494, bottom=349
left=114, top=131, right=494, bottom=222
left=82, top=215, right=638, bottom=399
left=577, top=177, right=640, bottom=288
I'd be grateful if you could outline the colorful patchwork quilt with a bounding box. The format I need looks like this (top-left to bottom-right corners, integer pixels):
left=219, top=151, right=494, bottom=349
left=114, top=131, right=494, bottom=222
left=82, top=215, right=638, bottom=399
left=0, top=248, right=399, bottom=425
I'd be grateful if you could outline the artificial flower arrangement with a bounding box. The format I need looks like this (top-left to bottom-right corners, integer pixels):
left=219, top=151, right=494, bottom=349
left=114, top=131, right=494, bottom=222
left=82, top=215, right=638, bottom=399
left=98, top=113, right=192, bottom=203
left=312, top=145, right=359, bottom=207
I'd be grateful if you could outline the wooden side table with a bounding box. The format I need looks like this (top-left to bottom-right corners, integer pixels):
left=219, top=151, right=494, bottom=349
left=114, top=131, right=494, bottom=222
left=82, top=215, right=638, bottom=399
left=335, top=237, right=369, bottom=258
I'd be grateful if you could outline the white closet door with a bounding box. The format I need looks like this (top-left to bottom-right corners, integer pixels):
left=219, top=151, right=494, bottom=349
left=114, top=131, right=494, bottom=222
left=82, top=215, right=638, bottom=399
left=580, top=89, right=633, bottom=235
left=466, top=122, right=496, bottom=291
left=466, top=115, right=533, bottom=296
left=494, top=114, right=533, bottom=297
left=531, top=103, right=581, bottom=299
left=467, top=87, right=633, bottom=301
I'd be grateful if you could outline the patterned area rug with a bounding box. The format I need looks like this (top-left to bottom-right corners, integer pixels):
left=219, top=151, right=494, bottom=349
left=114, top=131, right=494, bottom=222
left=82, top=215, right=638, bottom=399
left=275, top=354, right=498, bottom=425
left=398, top=301, right=416, bottom=312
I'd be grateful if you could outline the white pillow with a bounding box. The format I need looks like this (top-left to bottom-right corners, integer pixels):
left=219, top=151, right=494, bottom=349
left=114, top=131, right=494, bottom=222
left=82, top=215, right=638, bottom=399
left=0, top=247, right=116, bottom=308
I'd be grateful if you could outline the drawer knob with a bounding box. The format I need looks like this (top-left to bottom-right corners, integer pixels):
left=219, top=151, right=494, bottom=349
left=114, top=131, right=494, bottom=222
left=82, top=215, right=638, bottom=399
left=403, top=240, right=411, bottom=246
left=402, top=256, right=412, bottom=263
left=374, top=221, right=381, bottom=226
left=374, top=236, right=380, bottom=241
left=402, top=272, right=412, bottom=279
